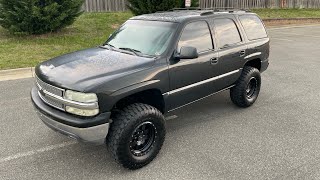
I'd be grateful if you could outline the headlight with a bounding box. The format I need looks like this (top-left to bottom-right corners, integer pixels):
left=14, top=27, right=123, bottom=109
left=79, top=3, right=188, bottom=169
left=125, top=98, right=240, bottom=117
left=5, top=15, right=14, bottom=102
left=66, top=106, right=99, bottom=117
left=65, top=90, right=98, bottom=103
left=64, top=90, right=99, bottom=116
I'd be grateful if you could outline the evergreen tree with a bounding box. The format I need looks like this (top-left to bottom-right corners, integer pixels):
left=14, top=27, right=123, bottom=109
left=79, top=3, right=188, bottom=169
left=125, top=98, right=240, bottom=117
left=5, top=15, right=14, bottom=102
left=127, top=0, right=200, bottom=15
left=0, top=0, right=84, bottom=35
left=127, top=0, right=176, bottom=15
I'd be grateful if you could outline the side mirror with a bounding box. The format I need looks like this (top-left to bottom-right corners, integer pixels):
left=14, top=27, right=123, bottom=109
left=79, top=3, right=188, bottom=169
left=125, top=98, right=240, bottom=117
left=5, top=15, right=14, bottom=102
left=176, top=46, right=199, bottom=59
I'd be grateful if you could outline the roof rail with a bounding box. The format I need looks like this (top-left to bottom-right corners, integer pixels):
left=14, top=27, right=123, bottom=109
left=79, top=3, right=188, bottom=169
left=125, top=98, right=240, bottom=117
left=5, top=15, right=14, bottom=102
left=172, top=7, right=234, bottom=11
left=155, top=7, right=201, bottom=13
left=200, top=11, right=214, bottom=16
left=207, top=7, right=250, bottom=12
left=171, top=7, right=250, bottom=11
left=156, top=7, right=251, bottom=14
left=171, top=7, right=202, bottom=11
left=199, top=8, right=251, bottom=16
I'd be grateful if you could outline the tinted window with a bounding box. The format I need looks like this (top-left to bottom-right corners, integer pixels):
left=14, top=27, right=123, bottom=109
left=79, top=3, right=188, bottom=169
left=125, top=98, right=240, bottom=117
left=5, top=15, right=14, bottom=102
left=178, top=21, right=213, bottom=53
left=214, top=19, right=241, bottom=49
left=239, top=15, right=267, bottom=40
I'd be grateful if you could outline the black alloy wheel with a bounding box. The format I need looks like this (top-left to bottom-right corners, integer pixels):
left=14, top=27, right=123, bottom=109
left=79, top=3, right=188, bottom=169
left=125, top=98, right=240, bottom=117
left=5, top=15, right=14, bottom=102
left=130, top=122, right=157, bottom=157
left=246, top=77, right=258, bottom=99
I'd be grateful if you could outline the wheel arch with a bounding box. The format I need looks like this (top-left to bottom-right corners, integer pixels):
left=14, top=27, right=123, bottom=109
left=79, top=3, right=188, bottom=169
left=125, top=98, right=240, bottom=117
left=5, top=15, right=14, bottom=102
left=107, top=81, right=166, bottom=115
left=244, top=58, right=261, bottom=71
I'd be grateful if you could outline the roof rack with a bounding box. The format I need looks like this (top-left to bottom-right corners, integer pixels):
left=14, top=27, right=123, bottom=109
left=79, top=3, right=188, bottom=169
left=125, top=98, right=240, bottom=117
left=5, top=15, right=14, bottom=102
left=200, top=8, right=251, bottom=16
left=171, top=7, right=250, bottom=11
left=171, top=7, right=203, bottom=11
left=156, top=7, right=251, bottom=14
left=156, top=7, right=202, bottom=13
left=171, top=7, right=231, bottom=11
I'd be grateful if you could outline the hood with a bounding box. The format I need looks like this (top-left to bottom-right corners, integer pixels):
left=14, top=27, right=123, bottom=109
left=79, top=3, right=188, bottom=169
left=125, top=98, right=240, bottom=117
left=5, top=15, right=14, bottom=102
left=35, top=47, right=155, bottom=92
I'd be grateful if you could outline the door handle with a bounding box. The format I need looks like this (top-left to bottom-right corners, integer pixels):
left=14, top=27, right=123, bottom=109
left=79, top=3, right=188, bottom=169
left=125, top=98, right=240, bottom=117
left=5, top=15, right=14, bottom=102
left=239, top=50, right=246, bottom=57
left=210, top=57, right=218, bottom=65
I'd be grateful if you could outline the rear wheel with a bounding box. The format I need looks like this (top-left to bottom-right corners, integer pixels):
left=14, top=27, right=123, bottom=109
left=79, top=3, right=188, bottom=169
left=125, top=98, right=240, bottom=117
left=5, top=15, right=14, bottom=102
left=230, top=66, right=261, bottom=107
left=107, top=103, right=166, bottom=169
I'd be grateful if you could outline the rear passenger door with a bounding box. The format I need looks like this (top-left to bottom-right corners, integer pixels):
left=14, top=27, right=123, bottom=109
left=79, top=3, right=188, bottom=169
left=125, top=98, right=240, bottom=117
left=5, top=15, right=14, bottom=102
left=212, top=18, right=247, bottom=87
left=238, top=14, right=270, bottom=67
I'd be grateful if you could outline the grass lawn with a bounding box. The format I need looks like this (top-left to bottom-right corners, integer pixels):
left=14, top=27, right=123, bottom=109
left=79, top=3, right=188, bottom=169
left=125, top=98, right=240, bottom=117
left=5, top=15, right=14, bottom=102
left=0, top=12, right=132, bottom=70
left=1, top=9, right=320, bottom=70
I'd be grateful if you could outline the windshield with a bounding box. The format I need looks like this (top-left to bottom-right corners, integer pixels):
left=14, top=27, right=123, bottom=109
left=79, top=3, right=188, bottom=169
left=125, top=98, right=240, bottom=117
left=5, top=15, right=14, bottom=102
left=105, top=20, right=177, bottom=56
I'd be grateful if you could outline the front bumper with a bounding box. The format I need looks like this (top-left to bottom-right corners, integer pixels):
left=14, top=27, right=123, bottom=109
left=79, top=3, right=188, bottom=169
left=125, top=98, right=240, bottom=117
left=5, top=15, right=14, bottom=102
left=31, top=87, right=111, bottom=144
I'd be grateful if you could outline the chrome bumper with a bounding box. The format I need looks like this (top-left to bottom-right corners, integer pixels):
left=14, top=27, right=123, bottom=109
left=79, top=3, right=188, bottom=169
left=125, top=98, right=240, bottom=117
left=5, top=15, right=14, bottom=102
left=36, top=110, right=110, bottom=145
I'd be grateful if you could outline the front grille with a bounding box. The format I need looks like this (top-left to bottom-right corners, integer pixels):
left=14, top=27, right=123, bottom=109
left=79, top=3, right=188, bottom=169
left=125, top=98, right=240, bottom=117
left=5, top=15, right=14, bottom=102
left=36, top=76, right=64, bottom=97
left=39, top=92, right=65, bottom=110
left=35, top=75, right=65, bottom=111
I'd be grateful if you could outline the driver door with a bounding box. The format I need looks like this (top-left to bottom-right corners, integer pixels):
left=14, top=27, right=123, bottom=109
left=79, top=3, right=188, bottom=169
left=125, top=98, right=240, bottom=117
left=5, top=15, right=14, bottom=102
left=167, top=20, right=221, bottom=111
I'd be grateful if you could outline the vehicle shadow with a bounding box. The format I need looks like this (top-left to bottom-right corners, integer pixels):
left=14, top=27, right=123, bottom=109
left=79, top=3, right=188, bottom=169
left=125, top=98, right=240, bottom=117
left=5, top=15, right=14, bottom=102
left=165, top=90, right=244, bottom=132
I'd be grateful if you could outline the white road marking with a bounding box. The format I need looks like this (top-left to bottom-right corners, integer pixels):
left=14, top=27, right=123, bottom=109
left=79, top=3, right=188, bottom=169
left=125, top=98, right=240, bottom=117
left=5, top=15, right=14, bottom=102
left=271, top=37, right=294, bottom=42
left=0, top=114, right=178, bottom=164
left=165, top=115, right=178, bottom=121
left=0, top=141, right=77, bottom=163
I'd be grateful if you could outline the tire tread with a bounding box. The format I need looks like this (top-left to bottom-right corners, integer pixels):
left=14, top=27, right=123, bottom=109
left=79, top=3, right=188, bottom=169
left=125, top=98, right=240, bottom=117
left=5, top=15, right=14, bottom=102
left=107, top=103, right=165, bottom=169
left=230, top=66, right=261, bottom=107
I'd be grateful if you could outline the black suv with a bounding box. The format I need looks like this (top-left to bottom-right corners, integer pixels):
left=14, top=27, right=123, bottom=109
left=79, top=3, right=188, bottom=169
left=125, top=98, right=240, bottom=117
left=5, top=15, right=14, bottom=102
left=31, top=9, right=269, bottom=169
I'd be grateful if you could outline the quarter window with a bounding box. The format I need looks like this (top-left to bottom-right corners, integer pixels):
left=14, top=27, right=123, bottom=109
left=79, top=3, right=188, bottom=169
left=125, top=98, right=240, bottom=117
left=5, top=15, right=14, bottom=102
left=178, top=21, right=213, bottom=53
left=239, top=15, right=268, bottom=40
left=214, top=19, right=242, bottom=49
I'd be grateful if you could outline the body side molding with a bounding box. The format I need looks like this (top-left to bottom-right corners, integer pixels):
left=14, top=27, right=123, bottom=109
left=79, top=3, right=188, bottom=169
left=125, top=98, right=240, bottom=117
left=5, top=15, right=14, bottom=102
left=163, top=69, right=241, bottom=96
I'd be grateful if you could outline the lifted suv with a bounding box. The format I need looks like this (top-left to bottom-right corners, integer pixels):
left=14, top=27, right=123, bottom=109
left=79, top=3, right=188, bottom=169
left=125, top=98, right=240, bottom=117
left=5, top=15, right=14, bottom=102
left=31, top=9, right=269, bottom=169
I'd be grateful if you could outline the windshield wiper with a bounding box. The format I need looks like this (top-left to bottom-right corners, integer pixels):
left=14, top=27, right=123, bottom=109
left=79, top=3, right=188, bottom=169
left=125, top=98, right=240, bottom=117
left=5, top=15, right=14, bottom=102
left=118, top=47, right=141, bottom=56
left=101, top=45, right=154, bottom=58
left=106, top=43, right=115, bottom=48
left=100, top=43, right=115, bottom=50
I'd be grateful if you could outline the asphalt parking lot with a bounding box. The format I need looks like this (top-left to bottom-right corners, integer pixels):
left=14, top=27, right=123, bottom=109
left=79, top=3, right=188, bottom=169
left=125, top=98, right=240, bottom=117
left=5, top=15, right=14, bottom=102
left=1, top=25, right=320, bottom=180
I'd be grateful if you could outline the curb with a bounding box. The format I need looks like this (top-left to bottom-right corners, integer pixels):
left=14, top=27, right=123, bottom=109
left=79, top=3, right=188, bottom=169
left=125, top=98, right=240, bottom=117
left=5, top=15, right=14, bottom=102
left=263, top=18, right=320, bottom=27
left=0, top=67, right=34, bottom=82
left=263, top=17, right=320, bottom=21
left=268, top=23, right=320, bottom=29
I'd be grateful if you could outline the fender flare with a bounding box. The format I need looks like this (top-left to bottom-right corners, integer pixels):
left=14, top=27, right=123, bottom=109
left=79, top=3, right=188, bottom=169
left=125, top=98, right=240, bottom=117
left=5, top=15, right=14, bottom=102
left=103, top=80, right=164, bottom=111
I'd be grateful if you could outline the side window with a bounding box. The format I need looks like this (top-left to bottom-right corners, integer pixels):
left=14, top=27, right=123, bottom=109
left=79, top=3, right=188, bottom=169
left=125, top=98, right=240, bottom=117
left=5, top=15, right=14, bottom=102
left=214, top=19, right=242, bottom=49
left=178, top=21, right=213, bottom=53
left=239, top=15, right=268, bottom=41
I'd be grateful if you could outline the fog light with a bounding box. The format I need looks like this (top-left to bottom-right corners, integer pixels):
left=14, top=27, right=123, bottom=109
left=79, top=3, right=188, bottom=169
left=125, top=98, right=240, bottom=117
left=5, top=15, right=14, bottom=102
left=66, top=106, right=99, bottom=117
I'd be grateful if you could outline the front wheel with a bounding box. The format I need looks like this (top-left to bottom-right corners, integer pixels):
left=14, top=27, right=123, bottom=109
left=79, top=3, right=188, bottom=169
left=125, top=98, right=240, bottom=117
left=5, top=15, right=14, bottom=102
left=230, top=66, right=261, bottom=108
left=107, top=103, right=166, bottom=169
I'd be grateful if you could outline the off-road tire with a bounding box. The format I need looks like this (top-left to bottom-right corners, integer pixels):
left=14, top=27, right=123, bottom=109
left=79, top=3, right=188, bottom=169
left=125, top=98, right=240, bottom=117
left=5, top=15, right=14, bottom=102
left=107, top=103, right=166, bottom=170
left=230, top=66, right=261, bottom=108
